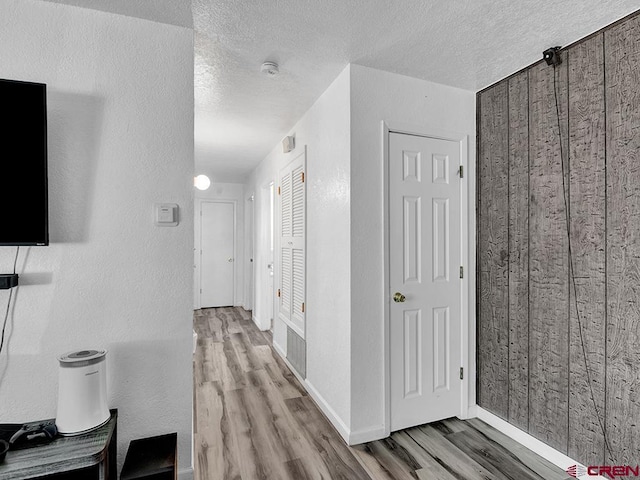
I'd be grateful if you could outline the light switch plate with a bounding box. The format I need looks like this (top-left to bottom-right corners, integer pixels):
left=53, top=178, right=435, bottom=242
left=154, top=203, right=179, bottom=226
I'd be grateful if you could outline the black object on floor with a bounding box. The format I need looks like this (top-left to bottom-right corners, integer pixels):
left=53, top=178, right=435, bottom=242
left=120, top=432, right=177, bottom=480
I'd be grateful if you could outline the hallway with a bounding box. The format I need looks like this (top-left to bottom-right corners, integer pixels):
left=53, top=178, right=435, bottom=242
left=193, top=307, right=568, bottom=480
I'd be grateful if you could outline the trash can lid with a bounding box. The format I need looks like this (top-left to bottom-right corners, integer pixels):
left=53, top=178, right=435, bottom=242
left=58, top=349, right=107, bottom=364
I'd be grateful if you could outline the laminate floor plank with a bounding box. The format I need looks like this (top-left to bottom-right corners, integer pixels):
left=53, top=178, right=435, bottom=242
left=214, top=340, right=248, bottom=391
left=285, top=396, right=372, bottom=480
left=430, top=419, right=467, bottom=435
left=195, top=338, right=213, bottom=377
left=444, top=426, right=546, bottom=480
left=263, top=361, right=307, bottom=399
left=351, top=446, right=399, bottom=480
left=245, top=325, right=270, bottom=347
left=408, top=425, right=495, bottom=480
left=224, top=387, right=290, bottom=480
left=284, top=458, right=316, bottom=480
left=194, top=307, right=569, bottom=480
left=391, top=431, right=460, bottom=480
left=194, top=382, right=242, bottom=480
left=465, top=418, right=568, bottom=480
left=354, top=435, right=422, bottom=480
left=229, top=331, right=263, bottom=372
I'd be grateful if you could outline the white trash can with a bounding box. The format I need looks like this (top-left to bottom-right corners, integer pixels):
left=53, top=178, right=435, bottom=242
left=55, top=349, right=110, bottom=435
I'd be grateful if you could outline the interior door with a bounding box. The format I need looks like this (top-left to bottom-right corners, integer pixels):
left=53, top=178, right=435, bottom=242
left=200, top=201, right=235, bottom=307
left=389, top=132, right=462, bottom=432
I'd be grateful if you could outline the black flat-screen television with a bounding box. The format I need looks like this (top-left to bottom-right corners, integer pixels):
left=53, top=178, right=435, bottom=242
left=0, top=79, right=48, bottom=246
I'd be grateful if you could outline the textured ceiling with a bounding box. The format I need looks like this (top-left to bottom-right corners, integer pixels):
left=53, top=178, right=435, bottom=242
left=39, top=0, right=193, bottom=28
left=36, top=0, right=640, bottom=182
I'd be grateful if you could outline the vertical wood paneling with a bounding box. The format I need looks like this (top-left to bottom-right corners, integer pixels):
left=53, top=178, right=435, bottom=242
left=477, top=8, right=640, bottom=468
left=567, top=34, right=606, bottom=466
left=478, top=82, right=510, bottom=419
left=605, top=13, right=640, bottom=465
left=507, top=70, right=529, bottom=431
left=528, top=58, right=570, bottom=453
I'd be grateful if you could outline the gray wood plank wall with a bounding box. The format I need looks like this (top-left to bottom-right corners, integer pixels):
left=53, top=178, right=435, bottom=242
left=528, top=57, right=569, bottom=454
left=567, top=33, right=606, bottom=466
left=478, top=81, right=510, bottom=419
left=507, top=71, right=529, bottom=432
left=604, top=13, right=640, bottom=466
left=477, top=10, right=640, bottom=467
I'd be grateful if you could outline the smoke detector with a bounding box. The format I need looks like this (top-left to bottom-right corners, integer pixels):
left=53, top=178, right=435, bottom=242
left=261, top=61, right=279, bottom=77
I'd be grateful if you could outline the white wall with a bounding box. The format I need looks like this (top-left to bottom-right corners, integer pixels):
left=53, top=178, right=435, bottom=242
left=348, top=64, right=476, bottom=437
left=194, top=182, right=245, bottom=309
left=0, top=0, right=194, bottom=476
left=244, top=64, right=476, bottom=443
left=245, top=66, right=352, bottom=429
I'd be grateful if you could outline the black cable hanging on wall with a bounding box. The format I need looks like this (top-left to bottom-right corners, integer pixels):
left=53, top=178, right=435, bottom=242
left=0, top=247, right=20, bottom=356
left=547, top=46, right=615, bottom=462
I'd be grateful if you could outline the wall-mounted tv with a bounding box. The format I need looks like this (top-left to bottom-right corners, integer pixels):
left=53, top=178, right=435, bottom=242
left=0, top=79, right=48, bottom=246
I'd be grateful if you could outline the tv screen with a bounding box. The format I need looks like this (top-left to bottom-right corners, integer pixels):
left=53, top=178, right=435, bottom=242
left=0, top=79, right=48, bottom=246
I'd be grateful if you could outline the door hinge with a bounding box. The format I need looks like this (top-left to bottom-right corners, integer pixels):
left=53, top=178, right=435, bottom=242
left=460, top=367, right=464, bottom=380
left=277, top=289, right=281, bottom=298
left=458, top=165, right=464, bottom=178
left=459, top=266, right=464, bottom=279
left=301, top=172, right=305, bottom=183
left=278, top=186, right=281, bottom=195
left=301, top=302, right=305, bottom=313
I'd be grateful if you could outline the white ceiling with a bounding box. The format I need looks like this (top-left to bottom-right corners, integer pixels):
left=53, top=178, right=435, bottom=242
left=40, top=0, right=640, bottom=182
left=41, top=0, right=193, bottom=28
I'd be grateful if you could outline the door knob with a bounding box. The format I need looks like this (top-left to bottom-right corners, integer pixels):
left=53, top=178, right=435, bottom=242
left=393, top=292, right=406, bottom=303
left=228, top=258, right=234, bottom=262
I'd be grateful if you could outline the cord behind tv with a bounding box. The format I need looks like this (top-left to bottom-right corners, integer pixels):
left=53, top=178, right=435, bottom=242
left=0, top=246, right=20, bottom=356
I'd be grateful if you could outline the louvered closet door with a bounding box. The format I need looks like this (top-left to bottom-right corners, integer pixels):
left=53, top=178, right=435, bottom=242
left=278, top=149, right=306, bottom=338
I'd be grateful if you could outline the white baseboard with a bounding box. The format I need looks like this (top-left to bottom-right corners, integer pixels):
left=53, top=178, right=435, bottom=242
left=475, top=407, right=606, bottom=480
left=251, top=314, right=270, bottom=331
left=178, top=467, right=194, bottom=480
left=272, top=338, right=287, bottom=359
left=348, top=424, right=387, bottom=446
left=271, top=340, right=361, bottom=446
left=303, top=379, right=351, bottom=445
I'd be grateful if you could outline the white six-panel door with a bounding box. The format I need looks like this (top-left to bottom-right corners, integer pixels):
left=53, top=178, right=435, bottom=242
left=389, top=132, right=462, bottom=432
left=200, top=201, right=235, bottom=307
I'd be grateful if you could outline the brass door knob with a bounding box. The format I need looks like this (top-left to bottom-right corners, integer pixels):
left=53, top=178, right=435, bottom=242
left=393, top=292, right=406, bottom=303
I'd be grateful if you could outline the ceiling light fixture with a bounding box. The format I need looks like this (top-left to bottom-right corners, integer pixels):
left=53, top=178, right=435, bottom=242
left=261, top=61, right=279, bottom=77
left=194, top=174, right=211, bottom=191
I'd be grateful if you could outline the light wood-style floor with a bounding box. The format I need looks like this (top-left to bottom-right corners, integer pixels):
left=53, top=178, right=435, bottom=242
left=193, top=307, right=569, bottom=480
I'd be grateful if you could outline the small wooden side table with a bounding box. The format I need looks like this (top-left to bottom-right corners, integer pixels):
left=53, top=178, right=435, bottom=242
left=0, top=409, right=117, bottom=480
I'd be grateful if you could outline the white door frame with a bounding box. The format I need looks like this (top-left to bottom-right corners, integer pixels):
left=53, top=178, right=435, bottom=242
left=246, top=193, right=255, bottom=311
left=251, top=180, right=276, bottom=331
left=382, top=121, right=472, bottom=437
left=196, top=198, right=237, bottom=308
left=265, top=180, right=276, bottom=331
